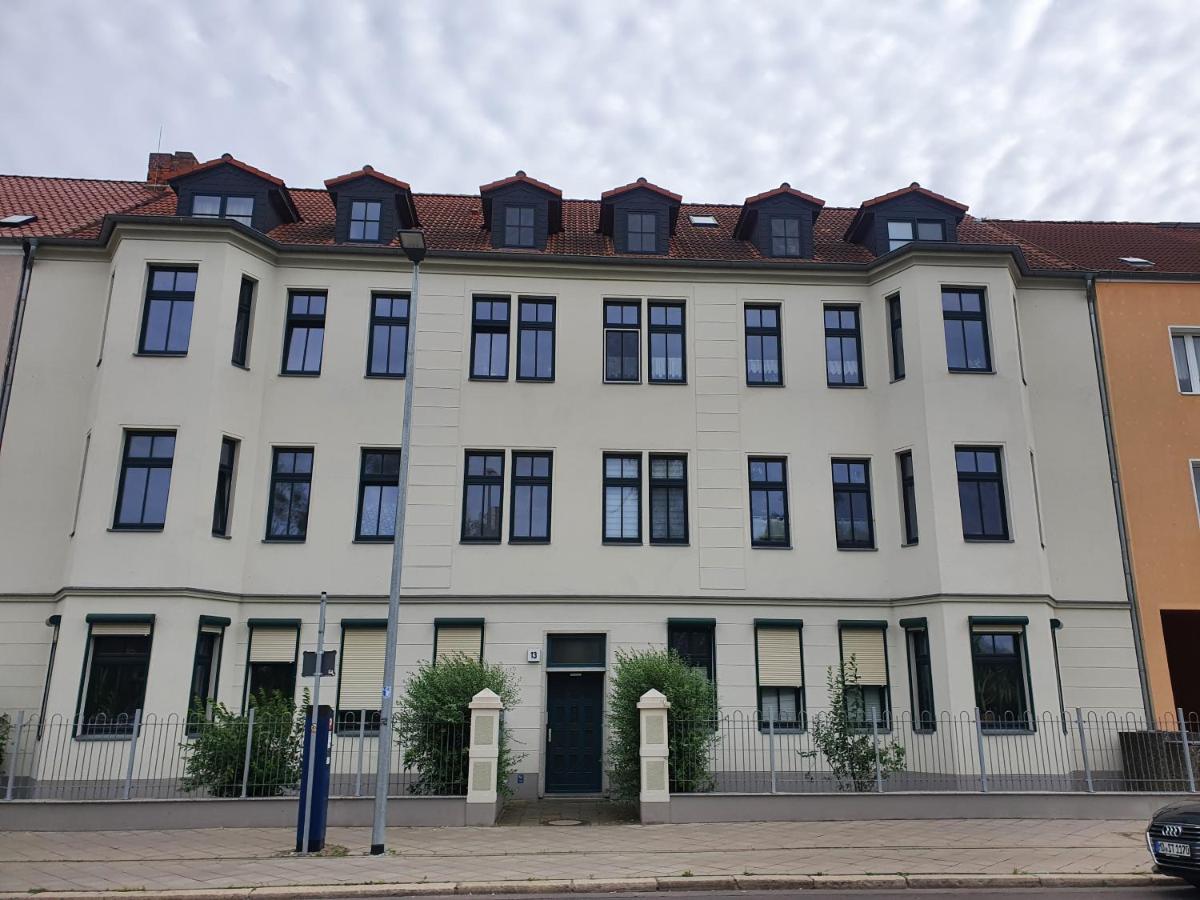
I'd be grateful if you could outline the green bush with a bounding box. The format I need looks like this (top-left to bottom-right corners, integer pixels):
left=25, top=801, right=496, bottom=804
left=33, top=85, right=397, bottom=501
left=607, top=649, right=719, bottom=803
left=181, top=690, right=303, bottom=797
left=0, top=713, right=9, bottom=772
left=804, top=658, right=906, bottom=792
left=394, top=655, right=521, bottom=797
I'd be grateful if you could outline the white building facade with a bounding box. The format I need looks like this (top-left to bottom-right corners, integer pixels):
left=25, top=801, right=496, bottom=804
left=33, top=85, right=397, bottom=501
left=0, top=167, right=1145, bottom=795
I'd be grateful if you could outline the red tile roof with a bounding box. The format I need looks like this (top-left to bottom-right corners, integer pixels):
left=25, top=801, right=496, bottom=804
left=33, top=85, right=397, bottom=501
left=2, top=171, right=1193, bottom=274
left=743, top=184, right=825, bottom=208
left=859, top=182, right=968, bottom=213
left=984, top=220, right=1200, bottom=274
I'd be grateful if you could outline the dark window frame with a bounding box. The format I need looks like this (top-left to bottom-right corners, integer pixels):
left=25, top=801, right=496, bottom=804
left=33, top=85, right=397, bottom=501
left=748, top=456, right=791, bottom=548
left=956, top=446, right=1010, bottom=541
left=138, top=266, right=198, bottom=356
left=887, top=293, right=905, bottom=381
left=231, top=276, right=255, bottom=368
left=516, top=297, right=556, bottom=382
left=335, top=624, right=385, bottom=735
left=187, top=622, right=225, bottom=735
left=504, top=204, right=535, bottom=248
left=461, top=450, right=505, bottom=543
left=602, top=452, right=642, bottom=544
left=745, top=303, right=783, bottom=386
left=626, top=210, right=658, bottom=253
left=281, top=291, right=327, bottom=376
left=509, top=451, right=552, bottom=543
left=648, top=453, right=689, bottom=545
left=886, top=218, right=945, bottom=251
left=647, top=300, right=687, bottom=384
left=355, top=448, right=402, bottom=542
left=971, top=625, right=1034, bottom=732
left=668, top=620, right=716, bottom=682
left=824, top=304, right=864, bottom=387
left=191, top=194, right=254, bottom=226
left=469, top=296, right=511, bottom=381
left=366, top=293, right=410, bottom=378
left=348, top=200, right=382, bottom=242
left=898, top=450, right=918, bottom=546
left=904, top=625, right=935, bottom=732
left=77, top=625, right=154, bottom=737
left=242, top=623, right=299, bottom=710
left=113, top=430, right=176, bottom=531
left=831, top=458, right=875, bottom=550
left=754, top=622, right=806, bottom=732
left=212, top=436, right=238, bottom=537
left=942, top=287, right=993, bottom=373
left=770, top=216, right=802, bottom=257
left=604, top=299, right=642, bottom=383
left=838, top=623, right=893, bottom=732
left=265, top=447, right=314, bottom=542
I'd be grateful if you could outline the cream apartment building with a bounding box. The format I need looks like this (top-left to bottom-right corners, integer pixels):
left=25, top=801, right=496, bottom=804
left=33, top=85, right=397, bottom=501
left=0, top=157, right=1145, bottom=794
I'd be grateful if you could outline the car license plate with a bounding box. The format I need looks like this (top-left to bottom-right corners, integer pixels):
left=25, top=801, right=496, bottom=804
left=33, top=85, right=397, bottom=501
left=1155, top=840, right=1191, bottom=858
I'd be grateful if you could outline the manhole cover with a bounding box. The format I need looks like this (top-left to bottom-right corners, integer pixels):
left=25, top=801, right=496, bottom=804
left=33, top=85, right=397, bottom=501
left=545, top=818, right=585, bottom=826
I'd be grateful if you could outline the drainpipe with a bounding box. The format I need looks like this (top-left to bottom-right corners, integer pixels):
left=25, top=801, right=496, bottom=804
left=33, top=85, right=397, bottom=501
left=1086, top=272, right=1153, bottom=721
left=0, top=238, right=37, bottom=455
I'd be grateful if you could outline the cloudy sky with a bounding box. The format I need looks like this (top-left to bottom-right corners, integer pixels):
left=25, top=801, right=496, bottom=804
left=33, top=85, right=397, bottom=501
left=3, top=0, right=1198, bottom=220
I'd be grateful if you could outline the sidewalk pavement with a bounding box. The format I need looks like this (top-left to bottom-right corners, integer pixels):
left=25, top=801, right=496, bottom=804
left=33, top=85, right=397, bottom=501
left=0, top=818, right=1178, bottom=897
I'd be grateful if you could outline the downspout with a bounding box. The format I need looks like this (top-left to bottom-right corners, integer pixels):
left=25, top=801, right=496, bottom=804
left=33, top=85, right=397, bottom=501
left=0, top=237, right=37, bottom=454
left=1086, top=272, right=1153, bottom=721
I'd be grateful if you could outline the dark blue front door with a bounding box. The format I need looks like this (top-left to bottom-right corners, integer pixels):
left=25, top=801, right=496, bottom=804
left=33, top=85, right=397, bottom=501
left=545, top=672, right=603, bottom=793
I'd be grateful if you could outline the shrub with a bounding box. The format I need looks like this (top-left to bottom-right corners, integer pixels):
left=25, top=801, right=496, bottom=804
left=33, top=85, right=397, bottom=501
left=181, top=690, right=303, bottom=797
left=394, top=655, right=521, bottom=797
left=803, top=658, right=906, bottom=792
left=607, top=648, right=719, bottom=803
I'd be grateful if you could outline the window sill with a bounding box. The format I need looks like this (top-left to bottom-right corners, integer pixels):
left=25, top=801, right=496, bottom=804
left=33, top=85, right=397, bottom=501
left=365, top=372, right=406, bottom=380
left=73, top=732, right=136, bottom=742
left=603, top=379, right=642, bottom=385
left=947, top=368, right=995, bottom=375
left=649, top=541, right=690, bottom=547
left=827, top=383, right=867, bottom=389
left=509, top=539, right=551, bottom=545
left=889, top=376, right=906, bottom=384
left=460, top=539, right=502, bottom=545
left=231, top=362, right=250, bottom=372
left=468, top=375, right=510, bottom=383
left=108, top=526, right=164, bottom=533
left=747, top=381, right=785, bottom=388
left=134, top=351, right=188, bottom=359
left=901, top=541, right=919, bottom=549
left=212, top=533, right=233, bottom=541
left=648, top=380, right=689, bottom=386
left=751, top=543, right=792, bottom=550
left=603, top=539, right=643, bottom=546
left=262, top=537, right=307, bottom=544
left=353, top=537, right=394, bottom=544
left=515, top=377, right=555, bottom=384
left=980, top=727, right=1036, bottom=735
left=836, top=545, right=878, bottom=552
left=279, top=371, right=322, bottom=378
left=757, top=726, right=806, bottom=734
left=963, top=536, right=1014, bottom=544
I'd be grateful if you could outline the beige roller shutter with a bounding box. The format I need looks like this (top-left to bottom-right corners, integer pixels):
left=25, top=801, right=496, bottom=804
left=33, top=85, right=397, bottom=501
left=338, top=628, right=386, bottom=711
left=756, top=627, right=803, bottom=687
left=91, top=621, right=151, bottom=637
left=435, top=625, right=482, bottom=663
left=840, top=628, right=888, bottom=686
left=249, top=627, right=297, bottom=663
left=971, top=622, right=1024, bottom=635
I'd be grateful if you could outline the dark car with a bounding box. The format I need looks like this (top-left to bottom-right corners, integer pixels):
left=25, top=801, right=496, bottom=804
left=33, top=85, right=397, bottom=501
left=1149, top=801, right=1200, bottom=889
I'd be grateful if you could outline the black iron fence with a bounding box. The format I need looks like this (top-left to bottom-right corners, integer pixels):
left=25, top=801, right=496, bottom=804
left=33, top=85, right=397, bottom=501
left=668, top=708, right=1200, bottom=794
left=0, top=710, right=469, bottom=801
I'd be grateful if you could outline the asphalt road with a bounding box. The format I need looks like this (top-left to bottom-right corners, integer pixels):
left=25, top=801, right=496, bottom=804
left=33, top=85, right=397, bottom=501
left=428, top=893, right=1195, bottom=899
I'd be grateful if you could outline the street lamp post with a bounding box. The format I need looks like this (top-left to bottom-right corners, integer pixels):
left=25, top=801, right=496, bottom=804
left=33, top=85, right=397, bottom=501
left=370, top=228, right=426, bottom=855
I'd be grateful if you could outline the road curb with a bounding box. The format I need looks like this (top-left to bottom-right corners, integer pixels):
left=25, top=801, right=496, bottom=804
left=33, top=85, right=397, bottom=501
left=0, top=870, right=1186, bottom=898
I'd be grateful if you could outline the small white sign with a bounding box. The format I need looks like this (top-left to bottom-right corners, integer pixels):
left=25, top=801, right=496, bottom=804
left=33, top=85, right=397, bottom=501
left=527, top=648, right=541, bottom=663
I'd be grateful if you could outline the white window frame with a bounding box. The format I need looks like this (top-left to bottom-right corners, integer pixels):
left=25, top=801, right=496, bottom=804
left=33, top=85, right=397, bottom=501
left=1170, top=328, right=1200, bottom=394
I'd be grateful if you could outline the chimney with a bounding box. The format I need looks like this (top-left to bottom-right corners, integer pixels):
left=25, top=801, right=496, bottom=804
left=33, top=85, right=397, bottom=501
left=147, top=150, right=199, bottom=185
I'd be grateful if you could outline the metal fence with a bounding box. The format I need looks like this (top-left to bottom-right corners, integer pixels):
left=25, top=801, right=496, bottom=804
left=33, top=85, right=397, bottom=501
left=668, top=708, right=1200, bottom=795
left=1, top=710, right=469, bottom=801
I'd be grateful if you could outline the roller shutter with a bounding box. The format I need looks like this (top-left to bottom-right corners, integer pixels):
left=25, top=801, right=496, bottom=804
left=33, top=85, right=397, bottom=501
left=756, top=627, right=803, bottom=687
left=840, top=627, right=888, bottom=686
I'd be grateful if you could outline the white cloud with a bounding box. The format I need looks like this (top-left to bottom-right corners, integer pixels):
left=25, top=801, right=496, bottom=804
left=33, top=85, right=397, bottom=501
left=1, top=0, right=1197, bottom=219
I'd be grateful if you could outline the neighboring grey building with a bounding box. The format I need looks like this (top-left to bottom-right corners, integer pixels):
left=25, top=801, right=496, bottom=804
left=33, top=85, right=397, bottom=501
left=0, top=155, right=1144, bottom=795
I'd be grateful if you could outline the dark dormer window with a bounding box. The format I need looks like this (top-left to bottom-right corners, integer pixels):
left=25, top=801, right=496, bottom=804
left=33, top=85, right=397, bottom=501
left=887, top=219, right=945, bottom=251
left=191, top=195, right=254, bottom=226
left=350, top=201, right=382, bottom=241
left=628, top=212, right=657, bottom=253
left=771, top=217, right=802, bottom=257
left=505, top=205, right=535, bottom=247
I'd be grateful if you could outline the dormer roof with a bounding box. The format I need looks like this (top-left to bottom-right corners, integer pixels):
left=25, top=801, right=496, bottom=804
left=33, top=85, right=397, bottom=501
left=734, top=182, right=825, bottom=240
left=169, top=153, right=300, bottom=223
left=325, top=165, right=412, bottom=193
left=844, top=182, right=966, bottom=243
left=479, top=170, right=563, bottom=234
left=323, top=165, right=419, bottom=228
left=600, top=177, right=682, bottom=203
left=598, top=177, right=682, bottom=238
left=479, top=171, right=562, bottom=198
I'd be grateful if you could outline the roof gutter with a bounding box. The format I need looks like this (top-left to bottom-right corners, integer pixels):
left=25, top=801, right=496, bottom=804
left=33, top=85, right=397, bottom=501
left=0, top=237, right=37, bottom=455
left=1085, top=272, right=1153, bottom=720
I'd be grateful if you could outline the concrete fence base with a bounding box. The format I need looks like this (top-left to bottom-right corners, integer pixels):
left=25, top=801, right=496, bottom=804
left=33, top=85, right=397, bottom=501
left=0, top=796, right=494, bottom=831
left=643, top=790, right=1193, bottom=824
